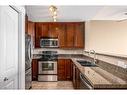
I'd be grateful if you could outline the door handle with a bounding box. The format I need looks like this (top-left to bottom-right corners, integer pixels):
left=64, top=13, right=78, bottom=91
left=4, top=77, right=8, bottom=81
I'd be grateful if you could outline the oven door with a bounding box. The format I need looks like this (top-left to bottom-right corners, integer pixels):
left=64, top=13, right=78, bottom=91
left=38, top=61, right=57, bottom=74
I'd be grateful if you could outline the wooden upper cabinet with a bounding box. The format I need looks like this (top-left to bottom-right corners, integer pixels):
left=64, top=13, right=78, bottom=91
left=35, top=23, right=49, bottom=48
left=74, top=22, right=84, bottom=48
left=49, top=23, right=59, bottom=38
left=28, top=21, right=35, bottom=48
left=66, top=23, right=75, bottom=48
left=35, top=23, right=49, bottom=37
left=28, top=21, right=35, bottom=36
left=38, top=23, right=49, bottom=37
left=34, top=22, right=85, bottom=49
left=35, top=23, right=42, bottom=48
left=25, top=15, right=28, bottom=33
left=58, top=23, right=66, bottom=48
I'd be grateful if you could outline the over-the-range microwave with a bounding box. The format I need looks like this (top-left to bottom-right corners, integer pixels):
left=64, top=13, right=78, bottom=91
left=40, top=37, right=58, bottom=48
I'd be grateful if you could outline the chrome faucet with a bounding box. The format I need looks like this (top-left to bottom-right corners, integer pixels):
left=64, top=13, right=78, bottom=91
left=89, top=50, right=97, bottom=64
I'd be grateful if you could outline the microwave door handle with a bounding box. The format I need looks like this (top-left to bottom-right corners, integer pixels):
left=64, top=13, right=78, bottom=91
left=50, top=40, right=52, bottom=46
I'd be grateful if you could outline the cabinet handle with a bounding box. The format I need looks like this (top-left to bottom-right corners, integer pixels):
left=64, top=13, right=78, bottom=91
left=4, top=77, right=8, bottom=81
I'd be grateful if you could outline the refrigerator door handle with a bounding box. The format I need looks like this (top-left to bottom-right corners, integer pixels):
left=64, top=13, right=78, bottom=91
left=28, top=41, right=32, bottom=63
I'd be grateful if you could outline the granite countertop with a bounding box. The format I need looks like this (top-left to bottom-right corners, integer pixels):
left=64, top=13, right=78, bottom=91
left=33, top=54, right=127, bottom=88
left=72, top=58, right=127, bottom=89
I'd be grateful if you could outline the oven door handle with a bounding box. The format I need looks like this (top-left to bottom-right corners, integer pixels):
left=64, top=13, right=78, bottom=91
left=80, top=73, right=93, bottom=89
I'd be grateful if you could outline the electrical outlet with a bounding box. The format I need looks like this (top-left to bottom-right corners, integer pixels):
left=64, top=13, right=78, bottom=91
left=124, top=64, right=127, bottom=69
left=117, top=61, right=127, bottom=69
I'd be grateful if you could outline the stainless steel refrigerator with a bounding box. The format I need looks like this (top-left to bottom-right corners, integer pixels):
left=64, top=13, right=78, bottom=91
left=25, top=34, right=32, bottom=89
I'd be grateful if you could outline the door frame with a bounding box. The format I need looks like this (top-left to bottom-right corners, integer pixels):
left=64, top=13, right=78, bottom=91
left=10, top=6, right=25, bottom=89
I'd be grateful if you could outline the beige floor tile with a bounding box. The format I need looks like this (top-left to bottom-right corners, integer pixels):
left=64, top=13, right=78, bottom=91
left=31, top=81, right=74, bottom=90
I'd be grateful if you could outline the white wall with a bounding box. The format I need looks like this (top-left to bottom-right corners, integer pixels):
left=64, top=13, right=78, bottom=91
left=85, top=20, right=127, bottom=57
left=84, top=20, right=127, bottom=67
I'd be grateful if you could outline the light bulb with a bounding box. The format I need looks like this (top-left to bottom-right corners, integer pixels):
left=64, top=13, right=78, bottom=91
left=53, top=11, right=57, bottom=15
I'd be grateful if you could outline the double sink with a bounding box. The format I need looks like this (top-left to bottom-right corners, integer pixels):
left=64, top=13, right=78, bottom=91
left=77, top=60, right=98, bottom=67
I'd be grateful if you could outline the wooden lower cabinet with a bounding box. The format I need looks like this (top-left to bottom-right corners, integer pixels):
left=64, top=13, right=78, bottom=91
left=75, top=67, right=81, bottom=89
left=32, top=59, right=38, bottom=81
left=58, top=59, right=66, bottom=80
left=72, top=62, right=81, bottom=89
left=72, top=64, right=77, bottom=88
left=58, top=59, right=73, bottom=81
left=58, top=59, right=81, bottom=89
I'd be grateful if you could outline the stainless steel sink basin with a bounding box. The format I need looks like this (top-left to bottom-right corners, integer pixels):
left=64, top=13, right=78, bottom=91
left=77, top=60, right=98, bottom=67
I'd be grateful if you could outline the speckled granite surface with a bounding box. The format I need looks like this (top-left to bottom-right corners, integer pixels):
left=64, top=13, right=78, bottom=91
left=72, top=58, right=127, bottom=89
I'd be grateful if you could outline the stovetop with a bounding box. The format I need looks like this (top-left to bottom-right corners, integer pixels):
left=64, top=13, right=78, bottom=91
left=38, top=51, right=58, bottom=61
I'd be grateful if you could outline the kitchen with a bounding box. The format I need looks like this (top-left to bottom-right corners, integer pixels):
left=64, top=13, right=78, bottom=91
left=25, top=6, right=127, bottom=89
left=0, top=5, right=127, bottom=90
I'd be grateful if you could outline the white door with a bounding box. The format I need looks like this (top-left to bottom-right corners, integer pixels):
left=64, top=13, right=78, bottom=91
left=0, top=6, right=19, bottom=89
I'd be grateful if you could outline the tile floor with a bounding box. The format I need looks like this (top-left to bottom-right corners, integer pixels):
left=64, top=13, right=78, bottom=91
left=31, top=81, right=74, bottom=90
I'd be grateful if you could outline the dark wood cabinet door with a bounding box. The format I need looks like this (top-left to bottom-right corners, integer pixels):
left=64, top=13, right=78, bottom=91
left=74, top=22, right=84, bottom=48
left=58, top=23, right=66, bottom=48
left=58, top=59, right=72, bottom=81
left=25, top=15, right=28, bottom=33
left=28, top=21, right=35, bottom=47
left=41, top=23, right=49, bottom=37
left=76, top=67, right=80, bottom=89
left=49, top=23, right=59, bottom=38
left=35, top=23, right=49, bottom=48
left=32, top=59, right=38, bottom=81
left=66, top=59, right=73, bottom=80
left=66, top=23, right=75, bottom=48
left=72, top=61, right=81, bottom=89
left=58, top=59, right=66, bottom=80
left=35, top=23, right=41, bottom=48
left=72, top=63, right=77, bottom=89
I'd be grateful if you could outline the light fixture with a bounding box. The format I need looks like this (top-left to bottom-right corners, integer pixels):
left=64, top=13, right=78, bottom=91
left=49, top=5, right=57, bottom=22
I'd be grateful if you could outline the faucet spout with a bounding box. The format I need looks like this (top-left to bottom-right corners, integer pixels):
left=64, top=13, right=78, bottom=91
left=89, top=50, right=97, bottom=64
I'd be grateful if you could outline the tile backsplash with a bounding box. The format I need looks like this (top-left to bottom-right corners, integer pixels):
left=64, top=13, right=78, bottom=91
left=83, top=52, right=127, bottom=69
left=33, top=48, right=84, bottom=55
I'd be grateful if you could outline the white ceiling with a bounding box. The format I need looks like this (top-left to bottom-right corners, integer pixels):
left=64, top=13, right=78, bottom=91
left=26, top=6, right=127, bottom=22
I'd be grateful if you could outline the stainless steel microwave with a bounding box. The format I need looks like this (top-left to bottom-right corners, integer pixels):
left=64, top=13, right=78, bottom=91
left=40, top=38, right=58, bottom=48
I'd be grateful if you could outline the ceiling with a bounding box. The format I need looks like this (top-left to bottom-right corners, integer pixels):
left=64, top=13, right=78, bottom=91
left=26, top=6, right=127, bottom=22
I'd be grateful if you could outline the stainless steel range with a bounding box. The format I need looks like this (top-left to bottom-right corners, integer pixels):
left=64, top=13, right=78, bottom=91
left=38, top=51, right=58, bottom=81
